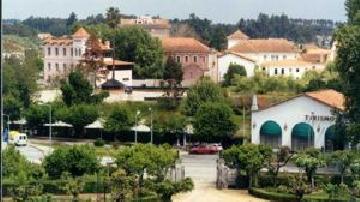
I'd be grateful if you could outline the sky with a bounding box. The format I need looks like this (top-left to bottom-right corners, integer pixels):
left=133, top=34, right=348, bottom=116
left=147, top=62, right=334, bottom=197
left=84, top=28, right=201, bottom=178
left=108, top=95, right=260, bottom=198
left=3, top=0, right=346, bottom=23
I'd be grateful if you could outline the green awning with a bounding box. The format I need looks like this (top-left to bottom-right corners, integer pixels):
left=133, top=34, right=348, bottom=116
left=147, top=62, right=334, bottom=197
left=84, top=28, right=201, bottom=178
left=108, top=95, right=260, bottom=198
left=260, top=121, right=282, bottom=137
left=292, top=122, right=314, bottom=139
left=325, top=125, right=336, bottom=140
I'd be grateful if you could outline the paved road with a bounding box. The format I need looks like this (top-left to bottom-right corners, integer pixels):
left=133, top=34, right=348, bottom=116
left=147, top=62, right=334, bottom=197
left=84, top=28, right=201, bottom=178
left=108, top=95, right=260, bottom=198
left=174, top=154, right=268, bottom=202
left=15, top=145, right=45, bottom=164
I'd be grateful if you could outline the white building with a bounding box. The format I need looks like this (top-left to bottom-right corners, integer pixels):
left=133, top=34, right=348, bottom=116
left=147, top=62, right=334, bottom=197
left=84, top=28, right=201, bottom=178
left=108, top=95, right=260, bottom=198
left=251, top=89, right=344, bottom=151
left=217, top=52, right=256, bottom=80
left=260, top=59, right=322, bottom=79
left=228, top=38, right=299, bottom=64
left=43, top=27, right=134, bottom=88
left=227, top=30, right=249, bottom=49
left=43, top=28, right=90, bottom=84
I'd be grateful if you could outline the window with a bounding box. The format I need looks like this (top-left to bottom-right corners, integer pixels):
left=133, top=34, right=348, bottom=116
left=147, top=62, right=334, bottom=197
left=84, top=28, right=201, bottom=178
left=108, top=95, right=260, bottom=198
left=194, top=56, right=198, bottom=63
left=264, top=55, right=267, bottom=60
left=48, top=47, right=51, bottom=55
left=185, top=56, right=189, bottom=62
left=281, top=68, right=285, bottom=75
left=63, top=64, right=67, bottom=72
left=55, top=63, right=59, bottom=71
left=48, top=76, right=51, bottom=83
left=55, top=48, right=59, bottom=56
left=271, top=55, right=276, bottom=61
left=212, top=61, right=216, bottom=67
left=289, top=68, right=292, bottom=73
left=63, top=48, right=67, bottom=56
left=75, top=48, right=78, bottom=56
left=123, top=78, right=129, bottom=81
left=71, top=48, right=74, bottom=56
left=78, top=48, right=81, bottom=55
left=296, top=68, right=300, bottom=72
left=48, top=62, right=51, bottom=71
left=176, top=56, right=181, bottom=63
left=283, top=55, right=287, bottom=60
left=275, top=68, right=278, bottom=75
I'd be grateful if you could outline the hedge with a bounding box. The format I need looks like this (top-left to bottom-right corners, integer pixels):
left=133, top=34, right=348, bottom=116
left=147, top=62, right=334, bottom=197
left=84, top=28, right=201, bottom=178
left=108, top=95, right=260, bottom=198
left=249, top=188, right=353, bottom=202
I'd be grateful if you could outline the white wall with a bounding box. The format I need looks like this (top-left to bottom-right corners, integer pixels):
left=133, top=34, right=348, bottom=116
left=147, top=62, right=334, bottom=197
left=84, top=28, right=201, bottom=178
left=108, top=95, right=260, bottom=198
left=218, top=53, right=256, bottom=80
left=228, top=39, right=239, bottom=49
left=107, top=70, right=133, bottom=87
left=251, top=96, right=336, bottom=149
left=243, top=52, right=298, bottom=64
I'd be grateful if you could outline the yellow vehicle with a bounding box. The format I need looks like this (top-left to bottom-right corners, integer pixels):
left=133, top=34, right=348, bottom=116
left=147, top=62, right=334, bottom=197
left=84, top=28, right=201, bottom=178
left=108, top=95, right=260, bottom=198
left=8, top=131, right=27, bottom=146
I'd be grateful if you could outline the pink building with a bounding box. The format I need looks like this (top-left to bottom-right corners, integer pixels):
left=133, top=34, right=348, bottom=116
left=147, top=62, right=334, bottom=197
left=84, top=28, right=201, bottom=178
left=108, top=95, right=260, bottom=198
left=161, top=37, right=218, bottom=86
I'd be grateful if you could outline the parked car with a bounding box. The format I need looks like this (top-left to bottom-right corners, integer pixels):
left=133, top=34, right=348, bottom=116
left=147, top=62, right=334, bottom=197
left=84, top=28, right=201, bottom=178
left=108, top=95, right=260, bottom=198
left=210, top=143, right=223, bottom=151
left=189, top=144, right=218, bottom=155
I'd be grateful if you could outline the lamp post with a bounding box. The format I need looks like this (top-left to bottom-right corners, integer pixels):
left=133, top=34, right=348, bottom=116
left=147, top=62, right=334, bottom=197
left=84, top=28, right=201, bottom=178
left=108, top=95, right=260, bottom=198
left=40, top=102, right=52, bottom=147
left=149, top=107, right=153, bottom=144
left=134, top=110, right=140, bottom=144
left=3, top=114, right=9, bottom=131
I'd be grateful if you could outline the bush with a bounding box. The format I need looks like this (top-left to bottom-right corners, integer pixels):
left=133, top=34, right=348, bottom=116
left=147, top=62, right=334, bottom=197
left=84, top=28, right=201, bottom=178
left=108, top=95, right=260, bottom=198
left=324, top=184, right=351, bottom=199
left=94, top=138, right=105, bottom=147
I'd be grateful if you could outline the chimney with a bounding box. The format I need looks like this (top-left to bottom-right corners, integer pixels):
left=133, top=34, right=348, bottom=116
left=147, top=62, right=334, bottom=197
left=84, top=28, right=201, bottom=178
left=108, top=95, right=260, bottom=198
left=251, top=95, right=259, bottom=111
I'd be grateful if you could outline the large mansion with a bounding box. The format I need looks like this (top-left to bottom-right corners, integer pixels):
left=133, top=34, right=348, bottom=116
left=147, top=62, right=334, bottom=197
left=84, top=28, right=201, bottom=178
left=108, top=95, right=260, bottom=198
left=119, top=16, right=170, bottom=38
left=42, top=28, right=133, bottom=88
left=161, top=37, right=218, bottom=86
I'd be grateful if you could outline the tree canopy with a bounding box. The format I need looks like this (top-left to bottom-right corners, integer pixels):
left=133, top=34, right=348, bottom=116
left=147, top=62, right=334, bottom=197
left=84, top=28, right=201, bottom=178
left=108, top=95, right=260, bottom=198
left=109, top=26, right=164, bottom=79
left=223, top=64, right=247, bottom=86
left=182, top=78, right=223, bottom=116
left=163, top=57, right=183, bottom=84
left=193, top=102, right=236, bottom=143
left=43, top=145, right=99, bottom=179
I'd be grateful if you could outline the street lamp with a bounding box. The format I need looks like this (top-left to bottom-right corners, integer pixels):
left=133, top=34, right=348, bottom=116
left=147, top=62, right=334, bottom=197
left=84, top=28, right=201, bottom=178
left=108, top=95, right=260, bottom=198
left=134, top=110, right=140, bottom=144
left=39, top=102, right=52, bottom=147
left=149, top=107, right=153, bottom=144
left=2, top=114, right=9, bottom=131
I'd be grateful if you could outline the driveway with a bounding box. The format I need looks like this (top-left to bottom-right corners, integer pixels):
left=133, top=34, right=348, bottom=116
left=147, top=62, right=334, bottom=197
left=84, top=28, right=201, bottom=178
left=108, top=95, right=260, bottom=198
left=173, top=154, right=268, bottom=202
left=15, top=144, right=46, bottom=164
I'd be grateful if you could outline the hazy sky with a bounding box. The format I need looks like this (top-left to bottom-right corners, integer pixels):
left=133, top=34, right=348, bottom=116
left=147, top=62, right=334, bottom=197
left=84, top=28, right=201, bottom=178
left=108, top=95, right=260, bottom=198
left=3, top=0, right=346, bottom=23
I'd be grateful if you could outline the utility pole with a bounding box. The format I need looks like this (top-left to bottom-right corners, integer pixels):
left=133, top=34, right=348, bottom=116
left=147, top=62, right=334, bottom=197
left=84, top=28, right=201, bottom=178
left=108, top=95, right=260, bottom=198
left=149, top=107, right=153, bottom=144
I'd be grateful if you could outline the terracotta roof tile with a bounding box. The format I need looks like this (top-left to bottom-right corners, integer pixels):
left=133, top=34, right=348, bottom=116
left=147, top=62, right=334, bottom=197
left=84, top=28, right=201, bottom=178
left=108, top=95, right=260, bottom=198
left=161, top=37, right=211, bottom=53
left=229, top=39, right=297, bottom=53
left=227, top=30, right=249, bottom=40
left=305, top=89, right=345, bottom=110
left=261, top=59, right=312, bottom=67
left=73, top=27, right=90, bottom=37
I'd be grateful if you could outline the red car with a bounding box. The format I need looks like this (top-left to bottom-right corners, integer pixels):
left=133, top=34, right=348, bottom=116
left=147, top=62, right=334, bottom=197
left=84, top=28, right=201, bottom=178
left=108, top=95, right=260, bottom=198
left=189, top=144, right=218, bottom=155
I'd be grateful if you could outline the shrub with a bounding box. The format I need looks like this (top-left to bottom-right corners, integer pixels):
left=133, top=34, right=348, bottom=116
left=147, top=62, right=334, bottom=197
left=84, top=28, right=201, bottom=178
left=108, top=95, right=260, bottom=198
left=94, top=138, right=105, bottom=147
left=324, top=184, right=351, bottom=199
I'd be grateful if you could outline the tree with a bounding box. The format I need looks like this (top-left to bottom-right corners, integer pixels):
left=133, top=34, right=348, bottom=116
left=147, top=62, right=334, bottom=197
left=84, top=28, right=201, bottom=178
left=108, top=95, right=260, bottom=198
left=110, top=169, right=134, bottom=201
left=163, top=57, right=183, bottom=84
left=223, top=144, right=272, bottom=188
left=66, top=12, right=78, bottom=27
left=183, top=77, right=223, bottom=115
left=115, top=144, right=177, bottom=181
left=106, top=7, right=121, bottom=29
left=345, top=0, right=360, bottom=25
left=61, top=174, right=84, bottom=201
left=294, top=149, right=325, bottom=188
left=110, top=26, right=164, bottom=79
left=328, top=150, right=356, bottom=184
left=223, top=64, right=247, bottom=86
left=3, top=95, right=22, bottom=121
left=193, top=102, right=236, bottom=143
left=57, top=104, right=99, bottom=137
left=43, top=145, right=99, bottom=179
left=25, top=104, right=52, bottom=131
left=155, top=178, right=194, bottom=201
left=104, top=106, right=133, bottom=134
left=60, top=70, right=93, bottom=106
left=60, top=70, right=108, bottom=106
left=335, top=25, right=360, bottom=145
left=267, top=146, right=294, bottom=186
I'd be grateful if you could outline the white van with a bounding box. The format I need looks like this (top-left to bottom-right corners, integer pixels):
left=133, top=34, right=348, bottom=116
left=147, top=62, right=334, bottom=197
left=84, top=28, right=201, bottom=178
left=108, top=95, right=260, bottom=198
left=8, top=131, right=27, bottom=146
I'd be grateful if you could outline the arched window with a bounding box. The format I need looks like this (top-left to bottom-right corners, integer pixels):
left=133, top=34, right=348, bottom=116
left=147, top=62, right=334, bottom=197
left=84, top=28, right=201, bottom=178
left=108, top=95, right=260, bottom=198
left=260, top=121, right=282, bottom=149
left=291, top=122, right=314, bottom=151
left=325, top=125, right=336, bottom=151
